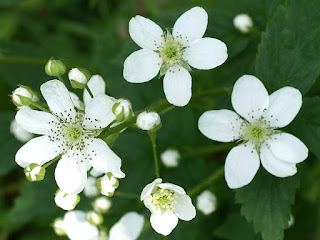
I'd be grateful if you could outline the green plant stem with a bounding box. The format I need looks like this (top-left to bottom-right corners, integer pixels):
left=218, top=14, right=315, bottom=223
left=188, top=166, right=224, bottom=197
left=113, top=191, right=140, bottom=199
left=86, top=85, right=94, bottom=98
left=43, top=156, right=61, bottom=168
left=58, top=75, right=65, bottom=84
left=0, top=56, right=47, bottom=65
left=30, top=102, right=50, bottom=112
left=149, top=131, right=160, bottom=178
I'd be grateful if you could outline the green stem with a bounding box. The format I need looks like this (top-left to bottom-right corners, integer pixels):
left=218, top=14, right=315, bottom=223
left=30, top=102, right=50, bottom=112
left=86, top=85, right=94, bottom=98
left=58, top=75, right=65, bottom=84
left=113, top=191, right=140, bottom=199
left=149, top=131, right=160, bottom=178
left=43, top=156, right=61, bottom=168
left=0, top=56, right=46, bottom=65
left=187, top=166, right=224, bottom=197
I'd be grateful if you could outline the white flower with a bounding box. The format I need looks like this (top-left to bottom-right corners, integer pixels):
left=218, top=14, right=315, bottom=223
left=86, top=211, right=104, bottom=225
left=233, top=14, right=253, bottom=33
left=53, top=218, right=67, bottom=236
left=15, top=80, right=125, bottom=194
left=83, top=75, right=107, bottom=105
left=97, top=173, right=119, bottom=197
left=141, top=178, right=196, bottom=236
left=12, top=86, right=39, bottom=108
left=198, top=75, right=308, bottom=189
left=10, top=119, right=33, bottom=142
left=63, top=210, right=99, bottom=240
left=109, top=212, right=145, bottom=240
left=160, top=149, right=180, bottom=168
left=55, top=189, right=80, bottom=211
left=69, top=92, right=85, bottom=111
left=123, top=7, right=228, bottom=107
left=93, top=196, right=112, bottom=213
left=84, top=176, right=99, bottom=198
left=196, top=190, right=217, bottom=215
left=136, top=111, right=161, bottom=131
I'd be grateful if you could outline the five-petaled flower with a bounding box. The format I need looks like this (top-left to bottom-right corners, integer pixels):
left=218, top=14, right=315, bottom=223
left=15, top=80, right=125, bottom=194
left=141, top=178, right=196, bottom=236
left=198, top=75, right=308, bottom=189
left=123, top=7, right=228, bottom=107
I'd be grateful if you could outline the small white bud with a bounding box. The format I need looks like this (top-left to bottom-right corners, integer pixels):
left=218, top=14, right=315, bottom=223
left=55, top=189, right=80, bottom=211
left=24, top=163, right=46, bottom=182
left=160, top=149, right=181, bottom=168
left=12, top=86, right=39, bottom=108
left=53, top=218, right=66, bottom=236
left=10, top=119, right=33, bottom=142
left=112, top=99, right=133, bottom=122
left=136, top=111, right=161, bottom=131
left=45, top=58, right=67, bottom=76
left=233, top=14, right=253, bottom=33
left=97, top=173, right=119, bottom=197
left=86, top=211, right=104, bottom=226
left=196, top=190, right=217, bottom=215
left=68, top=67, right=90, bottom=89
left=93, top=196, right=112, bottom=213
left=84, top=176, right=99, bottom=198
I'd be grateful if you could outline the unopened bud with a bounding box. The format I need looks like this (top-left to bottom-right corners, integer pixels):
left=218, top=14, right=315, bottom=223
left=55, top=189, right=80, bottom=211
left=45, top=58, right=67, bottom=76
left=160, top=149, right=180, bottom=168
left=97, top=173, right=119, bottom=197
left=136, top=111, right=161, bottom=131
left=93, top=196, right=112, bottom=213
left=24, top=163, right=46, bottom=182
left=233, top=14, right=253, bottom=34
left=12, top=86, right=39, bottom=108
left=196, top=190, right=217, bottom=215
left=53, top=218, right=66, bottom=236
left=68, top=67, right=90, bottom=89
left=84, top=176, right=99, bottom=198
left=112, top=99, right=133, bottom=122
left=86, top=211, right=104, bottom=226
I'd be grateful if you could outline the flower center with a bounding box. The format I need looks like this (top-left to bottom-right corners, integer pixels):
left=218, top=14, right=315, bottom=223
left=66, top=125, right=82, bottom=141
left=152, top=188, right=177, bottom=211
left=160, top=31, right=184, bottom=67
left=241, top=120, right=272, bottom=147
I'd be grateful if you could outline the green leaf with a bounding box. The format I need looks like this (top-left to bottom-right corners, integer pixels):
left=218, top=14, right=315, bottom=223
left=235, top=170, right=300, bottom=240
left=255, top=0, right=320, bottom=94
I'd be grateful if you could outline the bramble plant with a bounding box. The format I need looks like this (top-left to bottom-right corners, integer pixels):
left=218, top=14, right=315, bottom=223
left=1, top=1, right=320, bottom=240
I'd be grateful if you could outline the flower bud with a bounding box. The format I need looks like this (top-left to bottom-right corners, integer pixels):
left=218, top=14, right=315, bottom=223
left=112, top=99, right=133, bottom=122
left=97, top=173, right=119, bottom=197
left=86, top=211, right=104, bottom=226
left=68, top=67, right=90, bottom=89
left=136, top=111, right=161, bottom=131
left=24, top=163, right=46, bottom=182
left=84, top=176, right=99, bottom=198
left=160, top=149, right=180, bottom=168
left=12, top=86, right=39, bottom=108
left=55, top=189, right=80, bottom=211
left=93, top=196, right=112, bottom=213
left=53, top=218, right=66, bottom=236
left=45, top=58, right=67, bottom=76
left=196, top=190, right=217, bottom=215
left=10, top=119, right=33, bottom=142
left=233, top=14, right=253, bottom=33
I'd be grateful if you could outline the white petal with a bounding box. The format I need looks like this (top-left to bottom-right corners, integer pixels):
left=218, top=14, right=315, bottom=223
left=268, top=133, right=308, bottom=163
left=150, top=211, right=179, bottom=236
left=163, top=65, right=191, bottom=107
left=40, top=80, right=76, bottom=121
left=55, top=151, right=88, bottom=194
left=173, top=194, right=196, bottom=221
left=85, top=138, right=125, bottom=178
left=231, top=75, right=269, bottom=122
left=15, top=106, right=60, bottom=135
left=260, top=143, right=297, bottom=177
left=129, top=15, right=164, bottom=50
left=83, top=75, right=107, bottom=106
left=109, top=212, right=145, bottom=240
left=198, top=110, right=244, bottom=142
left=140, top=178, right=162, bottom=201
left=262, top=87, right=302, bottom=128
left=173, top=7, right=208, bottom=46
left=123, top=49, right=162, bottom=83
left=64, top=211, right=99, bottom=240
left=157, top=183, right=186, bottom=195
left=183, top=38, right=227, bottom=70
left=83, top=94, right=116, bottom=129
left=225, top=143, right=260, bottom=189
left=69, top=92, right=84, bottom=111
left=15, top=136, right=62, bottom=168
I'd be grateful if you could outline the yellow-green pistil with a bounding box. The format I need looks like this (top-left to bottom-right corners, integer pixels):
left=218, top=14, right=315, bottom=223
left=152, top=188, right=177, bottom=211
left=242, top=121, right=272, bottom=147
left=66, top=125, right=82, bottom=141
